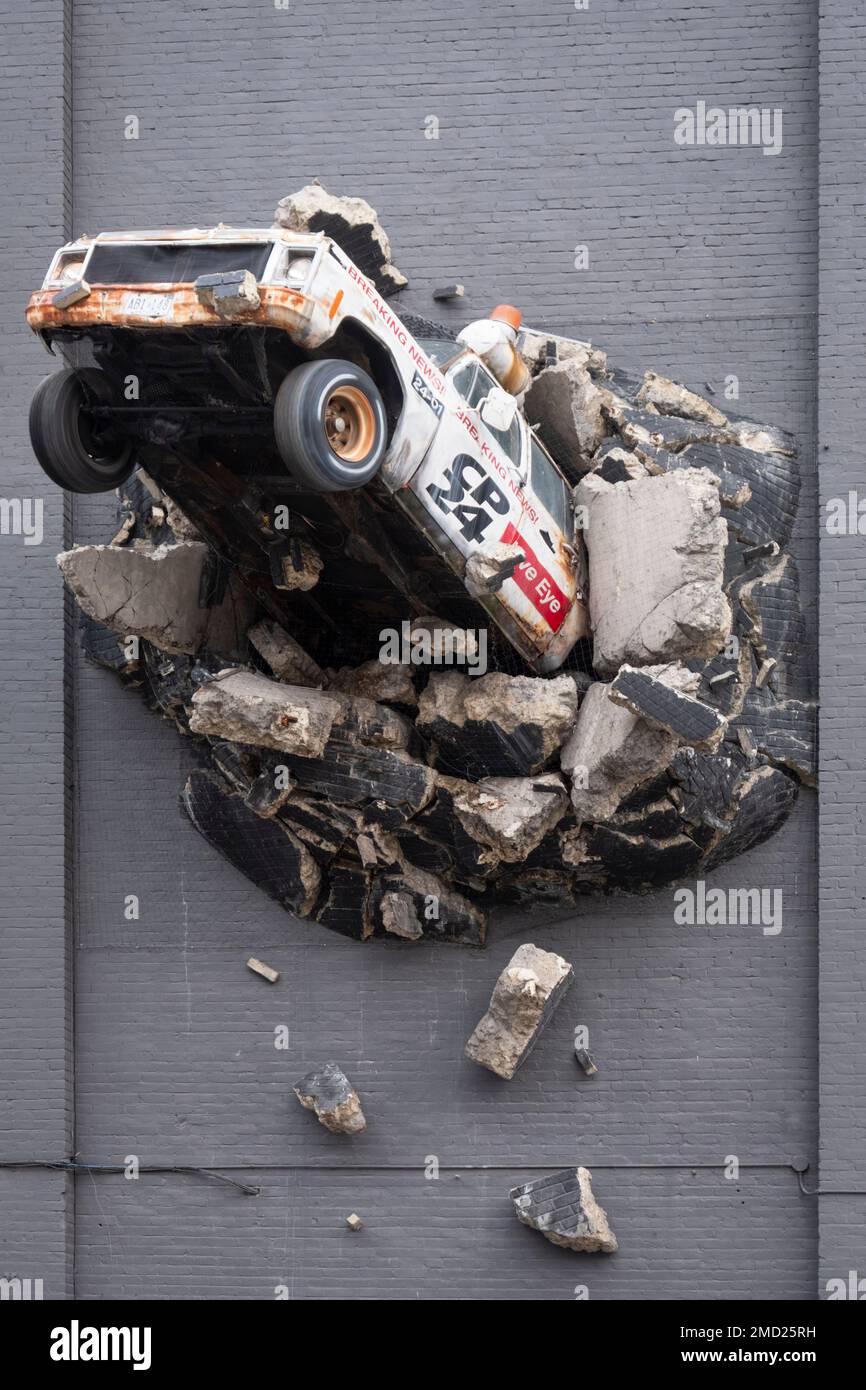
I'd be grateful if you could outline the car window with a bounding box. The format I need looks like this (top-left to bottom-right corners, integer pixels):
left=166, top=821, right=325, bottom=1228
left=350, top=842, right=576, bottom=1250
left=450, top=360, right=523, bottom=466
left=530, top=437, right=570, bottom=533
left=417, top=337, right=461, bottom=369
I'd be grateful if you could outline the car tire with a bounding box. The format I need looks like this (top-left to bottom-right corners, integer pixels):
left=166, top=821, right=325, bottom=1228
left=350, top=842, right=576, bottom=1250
left=273, top=358, right=388, bottom=492
left=29, top=368, right=135, bottom=494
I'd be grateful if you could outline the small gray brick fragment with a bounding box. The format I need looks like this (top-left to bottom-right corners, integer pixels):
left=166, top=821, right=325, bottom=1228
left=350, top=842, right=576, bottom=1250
left=510, top=1166, right=618, bottom=1253
left=294, top=1062, right=366, bottom=1135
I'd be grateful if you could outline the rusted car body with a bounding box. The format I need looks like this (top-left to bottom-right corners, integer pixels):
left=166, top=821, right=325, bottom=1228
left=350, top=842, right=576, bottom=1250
left=26, top=226, right=588, bottom=672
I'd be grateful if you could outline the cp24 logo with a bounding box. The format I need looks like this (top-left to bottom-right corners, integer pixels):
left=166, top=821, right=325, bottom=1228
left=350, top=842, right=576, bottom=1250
left=426, top=453, right=510, bottom=543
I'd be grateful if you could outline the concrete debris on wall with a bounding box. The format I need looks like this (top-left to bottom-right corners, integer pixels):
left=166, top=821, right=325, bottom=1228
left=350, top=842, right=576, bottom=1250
left=60, top=188, right=814, bottom=949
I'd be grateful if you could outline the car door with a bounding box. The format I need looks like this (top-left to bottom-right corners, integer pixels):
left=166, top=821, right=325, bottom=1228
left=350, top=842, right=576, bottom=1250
left=407, top=352, right=580, bottom=656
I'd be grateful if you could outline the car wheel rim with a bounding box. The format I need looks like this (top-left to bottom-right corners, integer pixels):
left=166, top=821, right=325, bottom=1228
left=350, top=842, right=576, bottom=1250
left=324, top=385, right=376, bottom=463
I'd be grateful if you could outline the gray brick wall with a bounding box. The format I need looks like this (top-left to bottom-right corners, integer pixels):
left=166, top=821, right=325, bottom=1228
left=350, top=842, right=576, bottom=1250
left=0, top=0, right=74, bottom=1301
left=0, top=0, right=859, bottom=1301
left=817, top=5, right=866, bottom=1299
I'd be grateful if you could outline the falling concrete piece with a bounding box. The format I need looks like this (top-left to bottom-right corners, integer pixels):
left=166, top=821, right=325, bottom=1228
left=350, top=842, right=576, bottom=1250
left=576, top=467, right=731, bottom=674
left=561, top=682, right=677, bottom=824
left=608, top=663, right=727, bottom=749
left=190, top=669, right=342, bottom=757
left=346, top=1213, right=364, bottom=1232
left=453, top=774, right=568, bottom=863
left=294, top=1062, right=367, bottom=1135
left=248, top=618, right=325, bottom=687
left=246, top=957, right=280, bottom=984
left=523, top=357, right=607, bottom=481
left=574, top=1046, right=598, bottom=1076
left=57, top=541, right=255, bottom=658
left=274, top=182, right=407, bottom=295
left=465, top=942, right=573, bottom=1078
left=417, top=671, right=578, bottom=778
left=510, top=1166, right=618, bottom=1253
left=330, top=659, right=417, bottom=707
left=433, top=283, right=464, bottom=301
left=635, top=370, right=728, bottom=427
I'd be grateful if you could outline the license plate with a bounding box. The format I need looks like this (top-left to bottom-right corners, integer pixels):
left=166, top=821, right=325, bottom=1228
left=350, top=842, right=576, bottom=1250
left=120, top=291, right=175, bottom=319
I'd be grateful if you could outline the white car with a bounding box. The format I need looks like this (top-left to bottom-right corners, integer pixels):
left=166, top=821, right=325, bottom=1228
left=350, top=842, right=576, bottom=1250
left=26, top=225, right=588, bottom=671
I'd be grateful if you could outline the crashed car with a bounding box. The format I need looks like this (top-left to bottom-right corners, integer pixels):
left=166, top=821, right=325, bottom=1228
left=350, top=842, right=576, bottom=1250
left=25, top=226, right=588, bottom=672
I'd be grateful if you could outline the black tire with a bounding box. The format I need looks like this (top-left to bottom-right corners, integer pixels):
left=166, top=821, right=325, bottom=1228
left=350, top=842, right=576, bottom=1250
left=29, top=367, right=135, bottom=494
left=273, top=358, right=387, bottom=492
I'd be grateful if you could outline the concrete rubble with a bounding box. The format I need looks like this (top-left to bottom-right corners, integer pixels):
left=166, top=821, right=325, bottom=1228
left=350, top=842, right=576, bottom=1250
left=274, top=182, right=407, bottom=296
left=58, top=541, right=255, bottom=658
left=293, top=1062, right=367, bottom=1135
left=576, top=467, right=732, bottom=674
left=59, top=190, right=813, bottom=942
left=417, top=671, right=578, bottom=777
left=510, top=1167, right=618, bottom=1253
left=465, top=944, right=573, bottom=1078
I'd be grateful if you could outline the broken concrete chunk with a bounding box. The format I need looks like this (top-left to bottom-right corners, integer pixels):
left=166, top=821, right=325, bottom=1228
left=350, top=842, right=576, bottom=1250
left=330, top=659, right=417, bottom=708
left=181, top=770, right=320, bottom=917
left=273, top=540, right=322, bottom=592
left=274, top=182, right=407, bottom=295
left=732, top=688, right=817, bottom=785
left=281, top=737, right=435, bottom=820
left=464, top=541, right=525, bottom=600
left=517, top=328, right=600, bottom=378
left=346, top=1213, right=364, bottom=1232
left=574, top=1046, right=598, bottom=1076
left=368, top=861, right=486, bottom=946
left=331, top=693, right=412, bottom=750
left=417, top=671, right=578, bottom=777
left=453, top=774, right=568, bottom=863
left=190, top=670, right=342, bottom=756
left=194, top=269, right=260, bottom=315
left=246, top=957, right=280, bottom=984
left=561, top=682, right=676, bottom=824
left=608, top=663, right=727, bottom=749
left=294, top=1062, right=367, bottom=1135
left=576, top=468, right=731, bottom=673
left=635, top=370, right=728, bottom=427
left=247, top=619, right=325, bottom=687
left=510, top=1166, right=618, bottom=1253
left=57, top=541, right=255, bottom=658
left=523, top=357, right=607, bottom=481
left=465, top=943, right=573, bottom=1079
left=404, top=614, right=482, bottom=668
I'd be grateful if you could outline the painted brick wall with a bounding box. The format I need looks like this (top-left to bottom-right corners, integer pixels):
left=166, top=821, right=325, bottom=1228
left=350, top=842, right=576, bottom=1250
left=816, top=6, right=866, bottom=1300
left=0, top=0, right=74, bottom=1301
left=3, top=0, right=858, bottom=1301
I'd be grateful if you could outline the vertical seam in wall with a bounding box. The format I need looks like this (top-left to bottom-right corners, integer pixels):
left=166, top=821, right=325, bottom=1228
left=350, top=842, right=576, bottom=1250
left=62, top=0, right=77, bottom=1302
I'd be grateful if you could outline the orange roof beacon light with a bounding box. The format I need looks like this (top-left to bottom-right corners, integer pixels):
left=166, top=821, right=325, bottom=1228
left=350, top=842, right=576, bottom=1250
left=489, top=303, right=522, bottom=335
left=457, top=303, right=531, bottom=397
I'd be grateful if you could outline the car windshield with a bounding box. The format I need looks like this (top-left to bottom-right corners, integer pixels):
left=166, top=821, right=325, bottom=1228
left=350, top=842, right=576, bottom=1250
left=449, top=359, right=523, bottom=466
left=417, top=337, right=461, bottom=369
left=530, top=437, right=570, bottom=533
left=85, top=241, right=274, bottom=285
